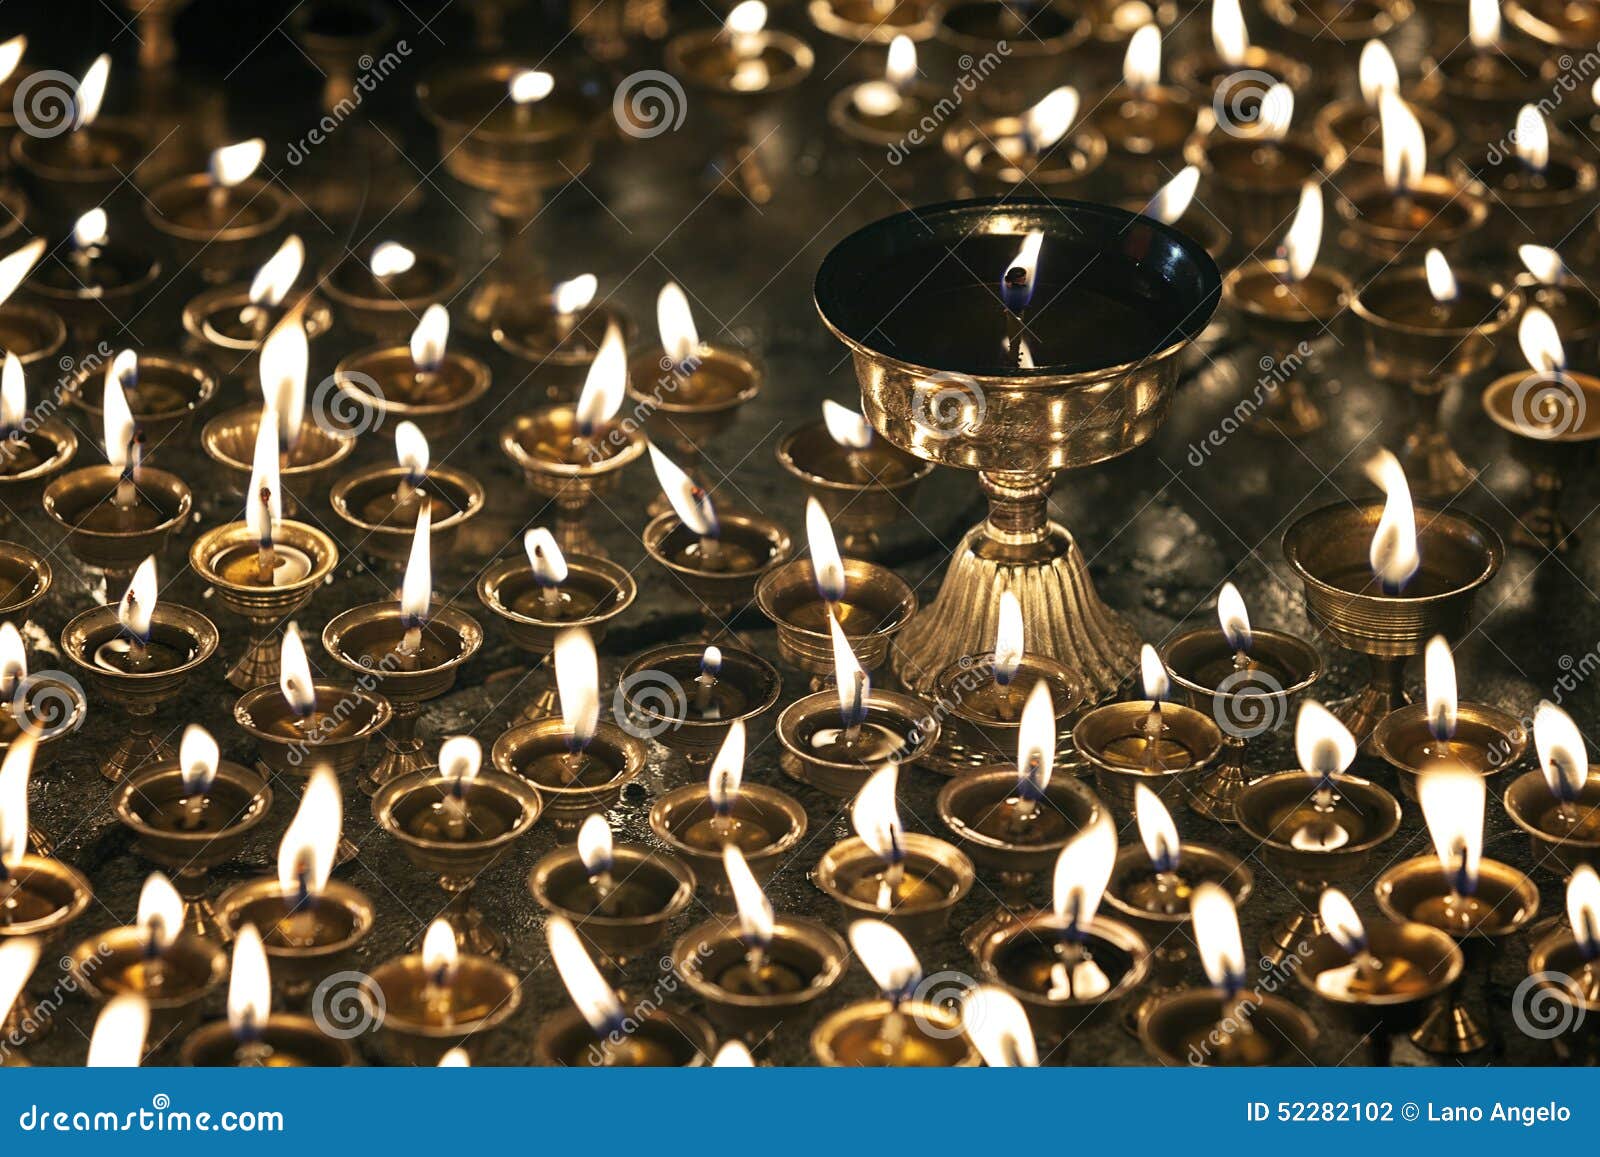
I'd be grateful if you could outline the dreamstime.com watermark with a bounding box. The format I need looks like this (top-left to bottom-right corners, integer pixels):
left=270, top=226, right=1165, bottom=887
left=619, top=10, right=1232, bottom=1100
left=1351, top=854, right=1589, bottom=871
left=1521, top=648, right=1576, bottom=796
left=0, top=940, right=115, bottom=1063
left=1186, top=342, right=1313, bottom=467
left=16, top=1095, right=284, bottom=1134
left=284, top=41, right=413, bottom=166
left=885, top=46, right=1010, bottom=165
left=0, top=342, right=115, bottom=475
left=1184, top=943, right=1309, bottom=1066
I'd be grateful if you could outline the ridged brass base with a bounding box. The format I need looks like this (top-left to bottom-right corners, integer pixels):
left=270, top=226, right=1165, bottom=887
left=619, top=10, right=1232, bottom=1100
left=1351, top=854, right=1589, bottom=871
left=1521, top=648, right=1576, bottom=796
left=1409, top=988, right=1491, bottom=1055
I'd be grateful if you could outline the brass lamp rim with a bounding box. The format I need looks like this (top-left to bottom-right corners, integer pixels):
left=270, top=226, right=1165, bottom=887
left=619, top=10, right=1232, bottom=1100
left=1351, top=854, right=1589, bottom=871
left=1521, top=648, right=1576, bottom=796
left=490, top=717, right=647, bottom=801
left=935, top=0, right=1091, bottom=57
left=1313, top=98, right=1456, bottom=166
left=500, top=408, right=647, bottom=478
left=1262, top=0, right=1413, bottom=39
left=1103, top=842, right=1254, bottom=928
left=1527, top=928, right=1600, bottom=1011
left=112, top=759, right=274, bottom=847
left=68, top=927, right=228, bottom=1010
left=322, top=602, right=485, bottom=680
left=624, top=343, right=762, bottom=414
left=202, top=405, right=355, bottom=476
left=777, top=688, right=940, bottom=775
left=368, top=953, right=523, bottom=1037
left=1483, top=369, right=1600, bottom=444
left=0, top=302, right=66, bottom=367
left=65, top=354, right=217, bottom=425
left=334, top=345, right=493, bottom=420
left=1293, top=921, right=1464, bottom=1009
left=0, top=855, right=92, bottom=936
left=1222, top=261, right=1355, bottom=326
left=1448, top=148, right=1599, bottom=209
left=1160, top=626, right=1324, bottom=700
left=776, top=424, right=935, bottom=495
left=810, top=998, right=979, bottom=1066
left=665, top=29, right=816, bottom=96
left=320, top=247, right=463, bottom=317
left=493, top=304, right=636, bottom=368
left=1168, top=45, right=1313, bottom=94
left=1503, top=768, right=1600, bottom=849
left=1071, top=699, right=1227, bottom=777
left=28, top=250, right=162, bottom=307
left=940, top=121, right=1109, bottom=187
left=975, top=911, right=1152, bottom=1009
left=476, top=553, right=638, bottom=630
left=189, top=519, right=340, bottom=597
left=0, top=673, right=88, bottom=748
left=62, top=602, right=220, bottom=683
left=0, top=422, right=77, bottom=485
left=182, top=287, right=334, bottom=351
left=373, top=768, right=543, bottom=856
left=673, top=915, right=849, bottom=1009
left=416, top=59, right=609, bottom=142
left=1235, top=769, right=1402, bottom=855
left=754, top=557, right=916, bottom=638
left=528, top=844, right=696, bottom=929
left=328, top=464, right=487, bottom=537
left=935, top=768, right=1104, bottom=857
left=233, top=680, right=393, bottom=746
left=620, top=642, right=782, bottom=731
left=648, top=781, right=809, bottom=864
left=1349, top=269, right=1521, bottom=341
left=1370, top=701, right=1529, bottom=777
left=0, top=545, right=52, bottom=616
left=1336, top=173, right=1491, bottom=245
left=807, top=0, right=941, bottom=43
left=645, top=509, right=793, bottom=582
left=813, top=833, right=975, bottom=920
left=214, top=877, right=377, bottom=960
left=143, top=173, right=291, bottom=243
left=10, top=115, right=145, bottom=182
left=43, top=465, right=194, bottom=542
left=1506, top=0, right=1600, bottom=47
left=1373, top=855, right=1541, bottom=941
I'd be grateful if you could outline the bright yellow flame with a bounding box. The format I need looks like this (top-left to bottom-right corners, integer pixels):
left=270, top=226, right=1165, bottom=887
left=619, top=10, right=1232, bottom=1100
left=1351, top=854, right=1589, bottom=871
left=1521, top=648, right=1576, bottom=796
left=1216, top=582, right=1251, bottom=652
left=1424, top=636, right=1458, bottom=739
left=848, top=918, right=921, bottom=997
left=886, top=35, right=917, bottom=85
left=1470, top=0, right=1500, bottom=47
left=227, top=924, right=272, bottom=1039
left=244, top=403, right=281, bottom=545
left=136, top=871, right=183, bottom=953
left=0, top=732, right=33, bottom=871
left=524, top=527, right=568, bottom=587
left=547, top=915, right=624, bottom=1033
left=577, top=813, right=613, bottom=876
left=554, top=626, right=600, bottom=745
left=1257, top=83, right=1292, bottom=141
left=553, top=274, right=597, bottom=316
left=278, top=621, right=315, bottom=717
left=1193, top=880, right=1246, bottom=990
left=0, top=352, right=24, bottom=431
left=574, top=321, right=627, bottom=432
left=118, top=556, right=158, bottom=641
left=179, top=723, right=219, bottom=797
left=276, top=766, right=341, bottom=900
left=807, top=496, right=845, bottom=602
left=249, top=235, right=304, bottom=307
left=713, top=1041, right=755, bottom=1066
left=851, top=763, right=902, bottom=864
left=422, top=918, right=458, bottom=984
left=72, top=208, right=107, bottom=249
left=1295, top=700, right=1356, bottom=778
left=1051, top=811, right=1116, bottom=929
left=394, top=420, right=429, bottom=482
left=370, top=241, right=416, bottom=279
left=1319, top=887, right=1367, bottom=954
left=726, top=0, right=768, bottom=34
left=725, top=844, right=774, bottom=947
left=1417, top=763, right=1485, bottom=895
left=103, top=358, right=136, bottom=470
left=1017, top=679, right=1055, bottom=795
left=648, top=443, right=717, bottom=537
left=1520, top=306, right=1566, bottom=374
left=1534, top=699, right=1588, bottom=800
left=708, top=717, right=746, bottom=809
left=656, top=281, right=700, bottom=367
left=0, top=238, right=45, bottom=307
left=852, top=80, right=903, bottom=117
left=1212, top=0, right=1248, bottom=65
left=1380, top=90, right=1427, bottom=192
left=437, top=1048, right=471, bottom=1067
left=0, top=622, right=23, bottom=694
left=0, top=36, right=25, bottom=87
left=400, top=503, right=433, bottom=626
left=821, top=399, right=873, bottom=449
left=1514, top=105, right=1548, bottom=171
left=1519, top=244, right=1564, bottom=286
left=439, top=735, right=481, bottom=791
left=1143, top=166, right=1199, bottom=224
left=209, top=138, right=265, bottom=187
left=260, top=310, right=308, bottom=447
left=73, top=55, right=110, bottom=130
left=0, top=939, right=40, bottom=1020
left=829, top=609, right=868, bottom=724
left=963, top=984, right=1038, bottom=1067
left=1358, top=40, right=1399, bottom=106
left=1568, top=865, right=1600, bottom=952
left=410, top=304, right=450, bottom=372
left=87, top=994, right=148, bottom=1068
left=1135, top=782, right=1180, bottom=870
left=1124, top=23, right=1161, bottom=89
left=509, top=70, right=554, bottom=104
left=1282, top=182, right=1323, bottom=282
left=993, top=590, right=1024, bottom=683
left=1365, top=448, right=1419, bottom=590
left=1139, top=642, right=1168, bottom=702
left=1424, top=248, right=1458, bottom=303
left=1024, top=87, right=1078, bottom=150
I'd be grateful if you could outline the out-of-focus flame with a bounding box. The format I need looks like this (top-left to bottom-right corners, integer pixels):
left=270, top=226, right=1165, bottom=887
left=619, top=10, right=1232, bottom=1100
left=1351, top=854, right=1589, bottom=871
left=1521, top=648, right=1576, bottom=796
left=72, top=208, right=107, bottom=249
left=438, top=1048, right=471, bottom=1067
left=1515, top=104, right=1549, bottom=171
left=574, top=321, right=627, bottom=433
left=725, top=844, right=774, bottom=948
left=1282, top=182, right=1323, bottom=281
left=0, top=732, right=33, bottom=871
left=74, top=55, right=110, bottom=130
left=1380, top=90, right=1427, bottom=192
left=726, top=0, right=768, bottom=35
left=410, top=304, right=449, bottom=373
left=1142, top=166, right=1199, bottom=224
left=1365, top=448, right=1419, bottom=590
left=886, top=35, right=917, bottom=86
left=179, top=723, right=219, bottom=797
left=0, top=238, right=45, bottom=307
left=713, top=1041, right=755, bottom=1066
left=1024, top=86, right=1079, bottom=150
left=1051, top=811, right=1116, bottom=932
left=118, top=556, right=158, bottom=642
left=369, top=241, right=416, bottom=279
left=554, top=626, right=600, bottom=746
left=1470, top=0, right=1500, bottom=48
left=1217, top=582, right=1252, bottom=652
left=852, top=763, right=903, bottom=865
left=509, top=70, right=554, bottom=104
left=400, top=504, right=432, bottom=627
left=656, top=281, right=700, bottom=368
left=648, top=443, right=718, bottom=538
left=1534, top=699, right=1588, bottom=801
left=1257, top=83, right=1292, bottom=142
left=279, top=622, right=315, bottom=717
left=1017, top=680, right=1055, bottom=797
left=829, top=610, right=868, bottom=726
left=547, top=915, right=624, bottom=1033
left=1135, top=783, right=1180, bottom=872
left=395, top=420, right=429, bottom=485
left=806, top=496, right=845, bottom=602
left=1425, top=248, right=1458, bottom=303
left=422, top=918, right=458, bottom=986
left=0, top=352, right=24, bottom=431
left=1358, top=40, right=1399, bottom=106
left=993, top=590, right=1024, bottom=684
left=578, top=813, right=613, bottom=877
left=1124, top=23, right=1161, bottom=89
left=524, top=527, right=568, bottom=587
left=86, top=994, right=148, bottom=1068
left=821, top=399, right=873, bottom=448
left=848, top=918, right=921, bottom=1001
left=1424, top=636, right=1458, bottom=740
left=1212, top=0, right=1249, bottom=65
left=439, top=735, right=481, bottom=793
left=1418, top=763, right=1485, bottom=896
left=1140, top=642, right=1169, bottom=703
left=1520, top=305, right=1566, bottom=374
left=1519, top=244, right=1565, bottom=286
left=276, top=766, right=341, bottom=900
left=1568, top=865, right=1600, bottom=957
left=0, top=622, right=23, bottom=697
left=0, top=36, right=24, bottom=87
left=963, top=984, right=1038, bottom=1067
left=209, top=138, right=265, bottom=187
left=249, top=235, right=304, bottom=307
left=1295, top=700, right=1356, bottom=779
left=708, top=717, right=745, bottom=811
left=227, top=924, right=271, bottom=1040
left=137, top=871, right=182, bottom=954
left=1193, top=881, right=1246, bottom=992
left=553, top=274, right=597, bottom=316
left=1320, top=887, right=1368, bottom=955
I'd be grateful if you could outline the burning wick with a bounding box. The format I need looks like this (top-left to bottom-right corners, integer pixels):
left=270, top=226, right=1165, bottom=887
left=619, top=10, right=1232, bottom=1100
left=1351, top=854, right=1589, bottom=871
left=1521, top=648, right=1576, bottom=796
left=255, top=485, right=278, bottom=582
left=578, top=814, right=619, bottom=916
left=1138, top=644, right=1169, bottom=771
left=694, top=646, right=721, bottom=717
left=1001, top=232, right=1043, bottom=366
left=115, top=432, right=143, bottom=510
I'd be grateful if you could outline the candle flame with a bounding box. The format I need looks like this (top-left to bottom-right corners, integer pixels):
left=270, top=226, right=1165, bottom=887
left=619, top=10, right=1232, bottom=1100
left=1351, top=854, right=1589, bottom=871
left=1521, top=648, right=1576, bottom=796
left=179, top=723, right=219, bottom=797
left=702, top=645, right=722, bottom=678
left=118, top=556, right=158, bottom=642
left=410, top=304, right=449, bottom=373
left=439, top=735, right=481, bottom=792
left=0, top=732, right=33, bottom=871
left=278, top=622, right=316, bottom=717
left=1024, top=87, right=1079, bottom=151
left=1257, top=83, right=1292, bottom=142
left=1365, top=448, right=1420, bottom=590
left=104, top=356, right=138, bottom=469
left=260, top=309, right=308, bottom=450
left=0, top=238, right=45, bottom=307
left=400, top=503, right=433, bottom=626
left=1282, top=182, right=1323, bottom=282
left=1212, top=0, right=1249, bottom=65
left=395, top=420, right=429, bottom=485
left=1001, top=232, right=1044, bottom=313
left=713, top=1041, right=755, bottom=1066
left=1051, top=811, right=1116, bottom=933
left=656, top=281, right=700, bottom=368
left=1470, top=0, right=1501, bottom=47
left=1519, top=244, right=1564, bottom=286
left=821, top=399, right=873, bottom=449
left=577, top=813, right=613, bottom=878
left=86, top=994, right=148, bottom=1068
left=0, top=622, right=23, bottom=697
left=547, top=915, right=625, bottom=1034
left=226, top=924, right=271, bottom=1040
left=1380, top=90, right=1427, bottom=192
left=848, top=918, right=921, bottom=1001
left=1514, top=105, right=1548, bottom=172
left=1520, top=306, right=1566, bottom=375
left=993, top=590, right=1024, bottom=684
left=851, top=80, right=902, bottom=117
left=276, top=766, right=341, bottom=901
left=1568, top=865, right=1600, bottom=958
left=524, top=527, right=568, bottom=587
left=137, top=871, right=183, bottom=954
left=249, top=235, right=304, bottom=307
left=370, top=241, right=416, bottom=279
left=422, top=918, right=458, bottom=986
left=0, top=352, right=23, bottom=431
left=1295, top=700, right=1356, bottom=779
left=648, top=443, right=718, bottom=538
left=726, top=0, right=768, bottom=34
left=829, top=609, right=869, bottom=728
left=725, top=844, right=774, bottom=949
left=209, top=138, right=266, bottom=187
left=1424, top=248, right=1458, bottom=303
left=886, top=34, right=917, bottom=85
left=1142, top=166, right=1199, bottom=224
left=1017, top=679, right=1055, bottom=797
left=1418, top=763, right=1485, bottom=897
left=1534, top=700, right=1588, bottom=801
left=0, top=939, right=39, bottom=1022
left=244, top=403, right=281, bottom=546
left=437, top=1048, right=470, bottom=1067
left=574, top=321, right=627, bottom=434
left=1124, top=23, right=1161, bottom=89
left=1193, top=881, right=1246, bottom=992
left=1135, top=783, right=1180, bottom=872
left=553, top=626, right=600, bottom=746
left=0, top=36, right=24, bottom=87
left=72, top=208, right=107, bottom=249
left=1320, top=887, right=1368, bottom=955
left=1358, top=40, right=1399, bottom=106
left=509, top=69, right=554, bottom=104
left=1139, top=642, right=1169, bottom=702
left=1424, top=636, right=1458, bottom=740
left=552, top=274, right=597, bottom=316
left=708, top=717, right=745, bottom=810
left=963, top=984, right=1038, bottom=1067
left=1217, top=582, right=1251, bottom=652
left=852, top=763, right=903, bottom=865
left=73, top=55, right=110, bottom=130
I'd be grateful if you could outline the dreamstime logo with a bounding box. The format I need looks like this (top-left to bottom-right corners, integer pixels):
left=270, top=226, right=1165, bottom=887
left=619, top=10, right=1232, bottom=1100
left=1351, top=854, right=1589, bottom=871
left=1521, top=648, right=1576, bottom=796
left=1512, top=970, right=1588, bottom=1040
left=10, top=670, right=85, bottom=741
left=909, top=372, right=985, bottom=440
left=1211, top=667, right=1287, bottom=739
left=1212, top=69, right=1278, bottom=138
left=1509, top=371, right=1588, bottom=439
left=613, top=71, right=688, bottom=139
left=313, top=970, right=383, bottom=1040
left=908, top=969, right=977, bottom=1039
left=12, top=70, right=80, bottom=139
left=613, top=669, right=687, bottom=739
left=311, top=371, right=385, bottom=438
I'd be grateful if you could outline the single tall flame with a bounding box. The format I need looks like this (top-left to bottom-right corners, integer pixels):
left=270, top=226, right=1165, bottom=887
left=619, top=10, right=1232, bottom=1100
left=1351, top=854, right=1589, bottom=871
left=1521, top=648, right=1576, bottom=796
left=1425, top=248, right=1458, bottom=303
left=848, top=919, right=921, bottom=1001
left=656, top=281, right=700, bottom=368
left=118, top=556, right=158, bottom=642
left=525, top=527, right=568, bottom=587
left=1257, top=83, right=1292, bottom=142
left=1320, top=887, right=1368, bottom=955
left=249, top=235, right=304, bottom=307
left=0, top=238, right=45, bottom=307
left=244, top=404, right=281, bottom=545
left=821, top=399, right=873, bottom=449
left=86, top=995, right=148, bottom=1068
left=726, top=0, right=768, bottom=34
left=1358, top=40, right=1399, bottom=106
left=0, top=353, right=24, bottom=433
left=0, top=732, right=34, bottom=871
left=73, top=208, right=107, bottom=249
left=73, top=55, right=110, bottom=130
left=509, top=70, right=554, bottom=104
left=137, top=871, right=183, bottom=954
left=648, top=443, right=717, bottom=537
left=1217, top=582, right=1252, bottom=652
left=400, top=503, right=433, bottom=627
left=1380, top=90, right=1427, bottom=192
left=1470, top=0, right=1501, bottom=48
left=226, top=924, right=271, bottom=1040
left=1124, top=23, right=1161, bottom=89
left=829, top=610, right=868, bottom=727
left=439, top=735, right=481, bottom=793
left=1051, top=811, right=1116, bottom=933
left=0, top=36, right=24, bottom=87
left=279, top=621, right=316, bottom=717
left=574, top=322, right=627, bottom=433
left=1418, top=764, right=1485, bottom=897
left=1520, top=306, right=1566, bottom=375
left=1017, top=680, right=1055, bottom=797
left=547, top=915, right=624, bottom=1034
left=369, top=241, right=415, bottom=279
left=1515, top=105, right=1549, bottom=172
left=1212, top=0, right=1249, bottom=65
left=1140, top=643, right=1169, bottom=703
left=886, top=34, right=917, bottom=86
left=260, top=310, right=308, bottom=449
left=1519, top=244, right=1564, bottom=286
left=395, top=420, right=429, bottom=485
left=852, top=763, right=903, bottom=865
left=209, top=138, right=266, bottom=187
left=410, top=304, right=449, bottom=373
left=1296, top=700, right=1357, bottom=779
left=276, top=766, right=341, bottom=901
left=553, top=274, right=597, bottom=316
left=992, top=590, right=1024, bottom=684
left=1282, top=182, right=1323, bottom=282
left=179, top=723, right=219, bottom=797
left=1534, top=700, right=1588, bottom=801
left=1193, top=881, right=1246, bottom=993
left=1024, top=87, right=1079, bottom=150
left=1001, top=232, right=1044, bottom=313
left=963, top=985, right=1038, bottom=1067
left=103, top=359, right=137, bottom=471
left=725, top=844, right=774, bottom=950
left=578, top=813, right=613, bottom=876
left=1568, top=865, right=1600, bottom=957
left=1424, top=636, right=1458, bottom=740
left=554, top=627, right=600, bottom=745
left=1143, top=166, right=1199, bottom=224
left=806, top=496, right=845, bottom=602
left=708, top=718, right=746, bottom=811
left=1135, top=783, right=1180, bottom=872
left=1365, top=449, right=1419, bottom=590
left=422, top=919, right=459, bottom=987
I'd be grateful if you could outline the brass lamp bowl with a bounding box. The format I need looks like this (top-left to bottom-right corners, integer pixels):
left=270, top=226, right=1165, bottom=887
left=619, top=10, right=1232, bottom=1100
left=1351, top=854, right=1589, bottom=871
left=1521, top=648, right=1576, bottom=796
left=0, top=543, right=51, bottom=619
left=1503, top=770, right=1600, bottom=875
left=776, top=421, right=933, bottom=559
left=930, top=0, right=1089, bottom=115
left=649, top=782, right=807, bottom=904
left=63, top=353, right=217, bottom=446
left=329, top=465, right=487, bottom=566
left=1525, top=929, right=1600, bottom=1062
left=233, top=679, right=392, bottom=779
left=674, top=915, right=848, bottom=1043
left=1072, top=699, right=1226, bottom=815
left=529, top=844, right=695, bottom=970
left=1371, top=701, right=1528, bottom=800
left=619, top=643, right=782, bottom=766
left=0, top=422, right=77, bottom=526
left=776, top=687, right=939, bottom=797
left=43, top=465, right=193, bottom=579
left=491, top=717, right=646, bottom=839
left=534, top=1007, right=715, bottom=1066
left=813, top=832, right=974, bottom=941
left=367, top=950, right=522, bottom=1065
left=754, top=557, right=915, bottom=680
left=67, top=927, right=227, bottom=1058
left=142, top=172, right=292, bottom=284
left=201, top=405, right=354, bottom=514
left=321, top=246, right=462, bottom=341
left=214, top=877, right=377, bottom=1000
left=645, top=510, right=794, bottom=633
left=1140, top=988, right=1319, bottom=1066
left=332, top=345, right=493, bottom=441
left=811, top=999, right=978, bottom=1066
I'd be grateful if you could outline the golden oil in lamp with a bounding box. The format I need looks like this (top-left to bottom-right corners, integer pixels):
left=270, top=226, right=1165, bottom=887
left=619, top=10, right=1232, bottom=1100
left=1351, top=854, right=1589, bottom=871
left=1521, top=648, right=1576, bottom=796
left=1105, top=786, right=1253, bottom=1031
left=322, top=240, right=463, bottom=343
left=366, top=917, right=521, bottom=1065
left=1160, top=582, right=1322, bottom=824
left=1451, top=104, right=1596, bottom=246
left=478, top=527, right=636, bottom=723
left=191, top=408, right=339, bottom=690
left=621, top=643, right=782, bottom=774
left=777, top=399, right=931, bottom=560
left=183, top=236, right=334, bottom=370
left=530, top=812, right=696, bottom=977
left=375, top=738, right=541, bottom=958
left=25, top=210, right=159, bottom=347
left=649, top=719, right=807, bottom=905
left=0, top=352, right=77, bottom=526
left=1516, top=244, right=1600, bottom=369
left=1352, top=247, right=1519, bottom=498
left=1141, top=883, right=1317, bottom=1064
left=807, top=0, right=939, bottom=79
left=0, top=240, right=64, bottom=370
left=10, top=56, right=144, bottom=229
left=0, top=544, right=48, bottom=622
left=813, top=918, right=977, bottom=1065
left=932, top=0, right=1086, bottom=116
left=62, top=559, right=218, bottom=782
left=828, top=36, right=945, bottom=164
left=63, top=346, right=215, bottom=451
left=491, top=626, right=644, bottom=839
left=111, top=725, right=273, bottom=940
left=66, top=871, right=226, bottom=1057
left=1072, top=644, right=1225, bottom=815
left=1294, top=887, right=1465, bottom=1065
left=335, top=303, right=491, bottom=442
left=665, top=1, right=816, bottom=205
left=216, top=767, right=375, bottom=1000
left=0, top=937, right=40, bottom=1064
left=1091, top=25, right=1203, bottom=199
left=777, top=612, right=937, bottom=795
left=322, top=507, right=485, bottom=793
left=675, top=843, right=849, bottom=1049
left=1169, top=0, right=1310, bottom=107
left=535, top=915, right=715, bottom=1066
left=646, top=445, right=793, bottom=639
left=1128, top=165, right=1230, bottom=266
left=43, top=371, right=193, bottom=592
left=1372, top=635, right=1526, bottom=799
left=937, top=681, right=1103, bottom=944
left=1524, top=866, right=1600, bottom=1061
left=0, top=737, right=92, bottom=1047
left=1220, top=183, right=1351, bottom=439
left=0, top=622, right=88, bottom=856
left=973, top=814, right=1152, bottom=1054
left=756, top=495, right=911, bottom=684
left=1374, top=764, right=1540, bottom=1054
left=962, top=983, right=1042, bottom=1067
left=200, top=305, right=351, bottom=515
left=1482, top=308, right=1600, bottom=551
left=813, top=762, right=974, bottom=938
left=1337, top=92, right=1489, bottom=262
left=502, top=321, right=644, bottom=558
left=144, top=138, right=290, bottom=285
left=627, top=282, right=762, bottom=519
left=1504, top=701, right=1600, bottom=893
left=493, top=273, right=636, bottom=403
left=233, top=622, right=391, bottom=780
left=1283, top=450, right=1504, bottom=746
left=943, top=84, right=1104, bottom=197
left=331, top=418, right=485, bottom=568
left=84, top=992, right=147, bottom=1067
left=1314, top=42, right=1455, bottom=194
left=1235, top=702, right=1401, bottom=962
left=1423, top=0, right=1558, bottom=146
left=180, top=923, right=354, bottom=1066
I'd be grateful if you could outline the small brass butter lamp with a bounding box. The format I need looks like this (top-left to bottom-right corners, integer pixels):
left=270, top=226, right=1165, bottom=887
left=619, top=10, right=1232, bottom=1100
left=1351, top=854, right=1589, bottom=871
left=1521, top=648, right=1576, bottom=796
left=536, top=915, right=715, bottom=1066
left=974, top=814, right=1152, bottom=1054
left=933, top=0, right=1086, bottom=115
left=0, top=545, right=48, bottom=621
left=67, top=872, right=227, bottom=1058
left=62, top=558, right=219, bottom=782
left=180, top=924, right=355, bottom=1067
left=336, top=304, right=491, bottom=442
left=375, top=737, right=542, bottom=958
left=216, top=768, right=375, bottom=1001
left=1423, top=0, right=1560, bottom=145
left=1524, top=867, right=1600, bottom=1062
left=0, top=353, right=77, bottom=527
left=812, top=919, right=977, bottom=1065
left=144, top=138, right=289, bottom=285
left=492, top=273, right=634, bottom=404
left=366, top=917, right=521, bottom=1065
left=1516, top=245, right=1600, bottom=369
left=322, top=240, right=462, bottom=342
left=501, top=321, right=645, bottom=557
left=25, top=210, right=160, bottom=347
left=1314, top=42, right=1454, bottom=195
left=1451, top=105, right=1596, bottom=246
left=478, top=528, right=636, bottom=723
left=1168, top=0, right=1310, bottom=108
left=1140, top=883, right=1318, bottom=1065
left=944, top=85, right=1105, bottom=197
left=322, top=507, right=485, bottom=793
left=0, top=240, right=65, bottom=370
left=9, top=56, right=144, bottom=229
left=621, top=644, right=782, bottom=776
left=676, top=844, right=847, bottom=1049
left=1236, top=702, right=1402, bottom=962
left=0, top=35, right=29, bottom=168
left=182, top=236, right=333, bottom=371
left=530, top=812, right=694, bottom=975
left=1262, top=0, right=1412, bottom=85
left=0, top=622, right=88, bottom=856
left=112, top=725, right=273, bottom=940
left=1282, top=450, right=1503, bottom=746
left=814, top=763, right=974, bottom=939
left=828, top=36, right=945, bottom=168
left=1091, top=25, right=1203, bottom=199
left=1372, top=635, right=1526, bottom=799
left=1161, top=582, right=1322, bottom=824
left=1374, top=764, right=1540, bottom=1054
left=1073, top=644, right=1225, bottom=815
left=807, top=0, right=939, bottom=78
left=491, top=626, right=645, bottom=839
left=331, top=418, right=485, bottom=569
left=1504, top=702, right=1600, bottom=904
left=64, top=347, right=215, bottom=450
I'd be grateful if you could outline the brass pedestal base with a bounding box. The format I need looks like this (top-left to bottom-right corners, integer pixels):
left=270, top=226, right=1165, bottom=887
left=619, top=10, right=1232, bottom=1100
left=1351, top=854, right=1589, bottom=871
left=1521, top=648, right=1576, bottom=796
left=1252, top=378, right=1326, bottom=439
left=1398, top=391, right=1477, bottom=499
left=1189, top=755, right=1247, bottom=825
left=1512, top=468, right=1571, bottom=552
left=437, top=878, right=506, bottom=959
left=1260, top=910, right=1323, bottom=967
left=105, top=729, right=174, bottom=786
left=2, top=994, right=50, bottom=1046
left=1409, top=986, right=1490, bottom=1055
left=363, top=707, right=434, bottom=797
left=1332, top=655, right=1410, bottom=754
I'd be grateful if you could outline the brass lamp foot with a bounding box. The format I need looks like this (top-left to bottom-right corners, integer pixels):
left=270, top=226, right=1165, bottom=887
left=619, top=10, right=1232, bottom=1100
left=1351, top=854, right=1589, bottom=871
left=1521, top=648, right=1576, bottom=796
left=26, top=826, right=54, bottom=858
left=183, top=896, right=223, bottom=943
left=1189, top=763, right=1247, bottom=825
left=438, top=880, right=507, bottom=959
left=103, top=731, right=174, bottom=785
left=1252, top=378, right=1325, bottom=439
left=1260, top=911, right=1323, bottom=967
left=361, top=743, right=434, bottom=797
left=1409, top=987, right=1491, bottom=1055
left=1332, top=655, right=1410, bottom=754
left=2, top=993, right=50, bottom=1046
left=1511, top=471, right=1570, bottom=552
left=227, top=632, right=283, bottom=692
left=1398, top=420, right=1478, bottom=499
left=961, top=907, right=1030, bottom=957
